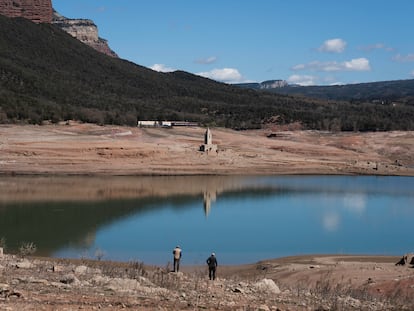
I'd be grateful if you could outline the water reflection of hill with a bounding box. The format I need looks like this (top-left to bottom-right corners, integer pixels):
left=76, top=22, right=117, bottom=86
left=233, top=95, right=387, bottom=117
left=0, top=175, right=276, bottom=255
left=0, top=195, right=200, bottom=255
left=0, top=175, right=251, bottom=202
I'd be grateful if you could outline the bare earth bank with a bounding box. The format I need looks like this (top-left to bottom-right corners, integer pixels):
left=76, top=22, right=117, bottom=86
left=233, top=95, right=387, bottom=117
left=1, top=123, right=414, bottom=310
left=0, top=123, right=413, bottom=176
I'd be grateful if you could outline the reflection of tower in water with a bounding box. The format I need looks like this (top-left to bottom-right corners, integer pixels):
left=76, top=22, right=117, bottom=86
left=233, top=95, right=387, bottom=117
left=203, top=190, right=217, bottom=217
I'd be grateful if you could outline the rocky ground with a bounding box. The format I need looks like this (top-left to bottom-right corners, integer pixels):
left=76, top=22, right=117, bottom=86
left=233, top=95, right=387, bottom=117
left=1, top=253, right=414, bottom=310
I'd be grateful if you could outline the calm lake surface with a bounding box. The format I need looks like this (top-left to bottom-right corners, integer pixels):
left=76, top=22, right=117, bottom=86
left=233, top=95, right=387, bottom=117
left=0, top=175, right=413, bottom=265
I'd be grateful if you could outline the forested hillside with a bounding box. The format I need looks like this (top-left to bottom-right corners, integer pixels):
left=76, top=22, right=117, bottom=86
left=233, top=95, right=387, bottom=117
left=1, top=15, right=413, bottom=131
left=268, top=80, right=414, bottom=103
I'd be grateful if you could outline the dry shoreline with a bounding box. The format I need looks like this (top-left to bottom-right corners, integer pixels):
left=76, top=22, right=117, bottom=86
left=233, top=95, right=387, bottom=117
left=0, top=123, right=413, bottom=177
left=1, top=252, right=414, bottom=310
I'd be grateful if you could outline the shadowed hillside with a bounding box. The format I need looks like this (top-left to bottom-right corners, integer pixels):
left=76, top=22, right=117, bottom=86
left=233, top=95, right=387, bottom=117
left=1, top=15, right=413, bottom=130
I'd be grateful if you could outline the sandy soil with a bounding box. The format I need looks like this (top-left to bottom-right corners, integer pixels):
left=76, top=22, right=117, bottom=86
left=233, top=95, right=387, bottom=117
left=1, top=123, right=414, bottom=310
left=0, top=122, right=413, bottom=176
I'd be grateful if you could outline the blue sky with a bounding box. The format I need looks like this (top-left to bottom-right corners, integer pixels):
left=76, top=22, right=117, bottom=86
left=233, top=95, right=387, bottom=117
left=52, top=1, right=414, bottom=86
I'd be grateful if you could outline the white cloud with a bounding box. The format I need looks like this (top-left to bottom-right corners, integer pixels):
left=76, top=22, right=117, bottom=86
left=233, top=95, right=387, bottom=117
left=392, top=53, right=414, bottom=62
left=344, top=58, right=371, bottom=71
left=319, top=38, right=347, bottom=53
left=287, top=74, right=319, bottom=86
left=410, top=70, right=414, bottom=77
left=149, top=64, right=175, bottom=72
left=195, top=56, right=218, bottom=64
left=196, top=68, right=244, bottom=83
left=292, top=58, right=371, bottom=72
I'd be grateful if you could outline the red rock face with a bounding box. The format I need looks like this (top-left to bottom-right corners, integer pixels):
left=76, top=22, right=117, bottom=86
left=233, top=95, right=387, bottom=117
left=0, top=0, right=52, bottom=23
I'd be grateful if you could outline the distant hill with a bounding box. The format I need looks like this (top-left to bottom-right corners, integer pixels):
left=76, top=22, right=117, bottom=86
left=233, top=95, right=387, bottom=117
left=236, top=79, right=414, bottom=103
left=0, top=15, right=413, bottom=131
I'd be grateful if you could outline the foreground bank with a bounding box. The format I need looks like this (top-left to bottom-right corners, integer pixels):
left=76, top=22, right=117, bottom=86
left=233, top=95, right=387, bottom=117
left=1, top=253, right=414, bottom=310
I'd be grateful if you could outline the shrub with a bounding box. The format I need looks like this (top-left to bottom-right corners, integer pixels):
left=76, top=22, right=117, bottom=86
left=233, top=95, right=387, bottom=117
left=0, top=237, right=6, bottom=250
left=19, top=241, right=37, bottom=256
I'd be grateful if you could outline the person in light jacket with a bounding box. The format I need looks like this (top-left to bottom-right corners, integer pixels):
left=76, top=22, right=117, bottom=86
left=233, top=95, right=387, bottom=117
left=206, top=252, right=218, bottom=280
left=172, top=245, right=182, bottom=272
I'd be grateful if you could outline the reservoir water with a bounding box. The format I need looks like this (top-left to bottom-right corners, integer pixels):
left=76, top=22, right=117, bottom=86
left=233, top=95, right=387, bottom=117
left=0, top=175, right=413, bottom=265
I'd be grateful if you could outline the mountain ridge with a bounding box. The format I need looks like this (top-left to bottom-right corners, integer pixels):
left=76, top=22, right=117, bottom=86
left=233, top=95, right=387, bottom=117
left=235, top=78, right=414, bottom=103
left=0, top=14, right=413, bottom=131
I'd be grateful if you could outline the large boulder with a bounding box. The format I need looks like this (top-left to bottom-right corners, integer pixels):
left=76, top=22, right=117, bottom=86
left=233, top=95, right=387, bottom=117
left=254, top=278, right=281, bottom=294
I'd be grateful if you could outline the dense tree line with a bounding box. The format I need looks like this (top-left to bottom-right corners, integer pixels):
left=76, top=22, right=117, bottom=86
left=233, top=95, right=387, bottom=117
left=1, top=15, right=414, bottom=131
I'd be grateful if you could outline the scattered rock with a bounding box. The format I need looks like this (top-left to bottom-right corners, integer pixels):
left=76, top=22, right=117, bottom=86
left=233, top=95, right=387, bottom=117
left=53, top=265, right=64, bottom=272
left=0, top=247, right=3, bottom=257
left=338, top=296, right=361, bottom=308
left=258, top=305, right=270, bottom=311
left=254, top=279, right=281, bottom=294
left=15, top=260, right=33, bottom=269
left=50, top=281, right=66, bottom=288
left=232, top=287, right=244, bottom=293
left=106, top=278, right=140, bottom=292
left=60, top=274, right=80, bottom=285
left=0, top=288, right=23, bottom=299
left=74, top=265, right=88, bottom=275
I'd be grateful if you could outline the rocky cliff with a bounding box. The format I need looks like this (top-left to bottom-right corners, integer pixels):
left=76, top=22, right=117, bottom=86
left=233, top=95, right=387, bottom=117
left=0, top=0, right=117, bottom=57
left=260, top=79, right=288, bottom=89
left=0, top=0, right=52, bottom=23
left=52, top=11, right=118, bottom=58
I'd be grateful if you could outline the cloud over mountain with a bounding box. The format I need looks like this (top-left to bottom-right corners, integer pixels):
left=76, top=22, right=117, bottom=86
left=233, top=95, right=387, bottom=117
left=150, top=64, right=176, bottom=72
left=292, top=58, right=370, bottom=72
left=197, top=68, right=243, bottom=83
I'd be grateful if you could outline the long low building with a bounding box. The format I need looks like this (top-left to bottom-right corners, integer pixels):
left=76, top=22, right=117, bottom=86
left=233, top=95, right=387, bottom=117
left=137, top=121, right=198, bottom=127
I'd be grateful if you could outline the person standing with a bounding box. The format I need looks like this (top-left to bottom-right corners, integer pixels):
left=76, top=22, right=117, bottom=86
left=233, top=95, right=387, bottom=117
left=172, top=245, right=182, bottom=272
left=206, top=252, right=218, bottom=280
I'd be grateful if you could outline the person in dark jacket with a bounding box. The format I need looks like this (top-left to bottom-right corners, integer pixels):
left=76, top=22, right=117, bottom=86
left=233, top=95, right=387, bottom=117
left=206, top=252, right=218, bottom=280
left=172, top=245, right=182, bottom=272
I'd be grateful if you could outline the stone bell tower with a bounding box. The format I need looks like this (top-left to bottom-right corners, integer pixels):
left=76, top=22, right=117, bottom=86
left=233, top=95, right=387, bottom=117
left=199, top=128, right=217, bottom=153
